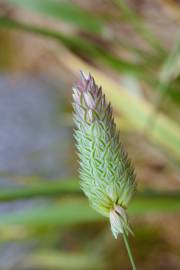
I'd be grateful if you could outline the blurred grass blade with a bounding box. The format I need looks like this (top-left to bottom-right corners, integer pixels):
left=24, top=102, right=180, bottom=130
left=0, top=199, right=102, bottom=227
left=159, top=33, right=180, bottom=86
left=7, top=0, right=104, bottom=33
left=0, top=17, right=99, bottom=55
left=0, top=196, right=179, bottom=227
left=156, top=32, right=180, bottom=98
left=0, top=179, right=80, bottom=201
left=146, top=33, right=180, bottom=129
left=57, top=49, right=180, bottom=160
left=0, top=17, right=151, bottom=78
left=24, top=251, right=104, bottom=269
left=114, top=0, right=165, bottom=54
left=1, top=180, right=180, bottom=203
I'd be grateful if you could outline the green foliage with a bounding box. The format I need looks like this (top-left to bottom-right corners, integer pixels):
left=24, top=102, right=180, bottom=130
left=0, top=17, right=150, bottom=78
left=0, top=194, right=179, bottom=228
left=114, top=0, right=165, bottom=53
left=24, top=251, right=104, bottom=270
left=7, top=0, right=104, bottom=33
left=0, top=179, right=79, bottom=201
left=65, top=55, right=180, bottom=161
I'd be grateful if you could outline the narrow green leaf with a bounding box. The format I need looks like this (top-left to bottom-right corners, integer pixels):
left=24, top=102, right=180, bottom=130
left=7, top=0, right=104, bottom=33
left=0, top=17, right=98, bottom=55
left=145, top=33, right=180, bottom=129
left=0, top=199, right=102, bottom=227
left=0, top=17, right=150, bottom=78
left=0, top=179, right=80, bottom=201
left=61, top=52, right=180, bottom=160
left=159, top=33, right=180, bottom=85
left=114, top=0, right=166, bottom=54
left=24, top=251, right=104, bottom=269
left=0, top=195, right=179, bottom=227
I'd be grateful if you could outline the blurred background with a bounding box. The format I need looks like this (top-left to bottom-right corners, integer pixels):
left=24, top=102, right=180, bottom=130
left=0, top=0, right=180, bottom=269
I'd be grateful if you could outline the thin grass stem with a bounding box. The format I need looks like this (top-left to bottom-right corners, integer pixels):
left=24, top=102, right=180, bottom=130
left=123, top=233, right=137, bottom=270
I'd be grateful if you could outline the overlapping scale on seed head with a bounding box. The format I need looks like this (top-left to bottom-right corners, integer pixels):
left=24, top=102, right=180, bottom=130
left=73, top=72, right=136, bottom=237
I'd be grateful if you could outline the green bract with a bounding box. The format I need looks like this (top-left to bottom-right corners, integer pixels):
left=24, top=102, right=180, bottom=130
left=72, top=72, right=136, bottom=238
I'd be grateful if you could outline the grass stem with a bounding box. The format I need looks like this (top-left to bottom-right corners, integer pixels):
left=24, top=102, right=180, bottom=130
left=123, top=233, right=137, bottom=270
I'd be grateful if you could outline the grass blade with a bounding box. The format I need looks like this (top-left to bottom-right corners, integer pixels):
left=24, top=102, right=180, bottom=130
left=0, top=195, right=179, bottom=227
left=0, top=17, right=150, bottom=77
left=114, top=0, right=165, bottom=54
left=0, top=179, right=80, bottom=201
left=146, top=33, right=180, bottom=129
left=24, top=251, right=104, bottom=270
left=58, top=49, right=180, bottom=160
left=7, top=0, right=104, bottom=33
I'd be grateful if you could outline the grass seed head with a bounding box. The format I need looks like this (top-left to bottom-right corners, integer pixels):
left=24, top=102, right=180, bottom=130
left=73, top=71, right=136, bottom=238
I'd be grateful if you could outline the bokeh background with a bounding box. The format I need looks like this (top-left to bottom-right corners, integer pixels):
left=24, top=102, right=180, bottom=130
left=0, top=0, right=180, bottom=269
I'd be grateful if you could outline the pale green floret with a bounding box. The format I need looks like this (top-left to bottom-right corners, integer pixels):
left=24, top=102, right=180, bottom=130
left=73, top=72, right=136, bottom=237
left=110, top=206, right=133, bottom=238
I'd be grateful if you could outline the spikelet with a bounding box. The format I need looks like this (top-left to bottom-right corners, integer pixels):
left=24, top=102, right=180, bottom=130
left=72, top=72, right=136, bottom=238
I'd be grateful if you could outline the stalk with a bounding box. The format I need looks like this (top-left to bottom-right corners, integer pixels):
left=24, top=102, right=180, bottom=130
left=123, top=234, right=137, bottom=270
left=72, top=72, right=137, bottom=267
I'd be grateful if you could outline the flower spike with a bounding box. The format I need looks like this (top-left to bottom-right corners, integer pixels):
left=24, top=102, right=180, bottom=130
left=72, top=72, right=136, bottom=238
